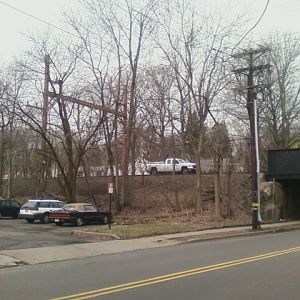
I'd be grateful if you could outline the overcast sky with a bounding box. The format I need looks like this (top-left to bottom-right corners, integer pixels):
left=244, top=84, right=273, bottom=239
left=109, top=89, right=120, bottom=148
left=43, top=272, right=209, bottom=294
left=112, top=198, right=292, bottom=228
left=0, top=0, right=299, bottom=61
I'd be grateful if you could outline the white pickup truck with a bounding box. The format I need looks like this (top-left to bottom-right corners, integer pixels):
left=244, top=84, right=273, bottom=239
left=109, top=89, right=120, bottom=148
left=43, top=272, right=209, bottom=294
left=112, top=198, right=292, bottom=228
left=146, top=158, right=196, bottom=175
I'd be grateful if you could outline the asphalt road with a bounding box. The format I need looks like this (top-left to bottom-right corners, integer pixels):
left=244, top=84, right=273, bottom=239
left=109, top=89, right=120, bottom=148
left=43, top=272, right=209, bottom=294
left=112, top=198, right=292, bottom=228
left=0, top=218, right=106, bottom=250
left=1, top=228, right=300, bottom=300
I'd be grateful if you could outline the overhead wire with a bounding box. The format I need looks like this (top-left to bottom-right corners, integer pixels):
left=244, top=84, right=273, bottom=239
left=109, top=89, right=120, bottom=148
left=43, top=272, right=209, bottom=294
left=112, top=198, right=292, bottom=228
left=113, top=0, right=287, bottom=59
left=0, top=1, right=296, bottom=147
left=0, top=0, right=111, bottom=52
left=0, top=0, right=297, bottom=58
left=0, top=0, right=81, bottom=40
left=232, top=0, right=271, bottom=51
left=1, top=0, right=299, bottom=78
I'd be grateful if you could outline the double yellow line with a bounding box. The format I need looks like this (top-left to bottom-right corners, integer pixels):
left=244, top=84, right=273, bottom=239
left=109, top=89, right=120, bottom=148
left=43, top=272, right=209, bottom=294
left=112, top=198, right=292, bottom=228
left=52, top=246, right=300, bottom=300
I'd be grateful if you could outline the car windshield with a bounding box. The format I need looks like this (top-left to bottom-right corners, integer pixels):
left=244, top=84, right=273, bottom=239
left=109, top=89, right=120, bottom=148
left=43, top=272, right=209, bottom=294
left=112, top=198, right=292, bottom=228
left=63, top=204, right=76, bottom=210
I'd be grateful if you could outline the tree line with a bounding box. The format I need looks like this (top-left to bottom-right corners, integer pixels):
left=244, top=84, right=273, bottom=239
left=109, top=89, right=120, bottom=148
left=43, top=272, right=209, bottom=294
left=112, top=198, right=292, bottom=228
left=0, top=0, right=299, bottom=216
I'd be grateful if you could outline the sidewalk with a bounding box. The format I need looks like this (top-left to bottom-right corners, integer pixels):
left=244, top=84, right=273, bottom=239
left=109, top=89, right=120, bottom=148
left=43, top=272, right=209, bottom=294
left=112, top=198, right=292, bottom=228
left=1, top=221, right=300, bottom=268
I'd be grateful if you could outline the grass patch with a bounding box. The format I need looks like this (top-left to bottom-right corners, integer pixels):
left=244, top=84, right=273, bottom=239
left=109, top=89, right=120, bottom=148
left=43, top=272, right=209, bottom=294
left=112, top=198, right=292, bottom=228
left=84, top=223, right=203, bottom=239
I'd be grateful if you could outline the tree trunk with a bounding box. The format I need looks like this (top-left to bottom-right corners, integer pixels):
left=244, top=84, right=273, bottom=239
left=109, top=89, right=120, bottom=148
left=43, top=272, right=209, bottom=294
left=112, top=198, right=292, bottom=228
left=214, top=172, right=221, bottom=219
left=195, top=141, right=202, bottom=213
left=0, top=127, right=5, bottom=196
left=172, top=161, right=181, bottom=211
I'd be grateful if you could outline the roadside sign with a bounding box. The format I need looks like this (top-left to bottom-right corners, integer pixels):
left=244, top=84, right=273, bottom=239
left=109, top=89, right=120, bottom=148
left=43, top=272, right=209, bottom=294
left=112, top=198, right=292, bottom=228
left=108, top=182, right=113, bottom=229
left=108, top=182, right=113, bottom=194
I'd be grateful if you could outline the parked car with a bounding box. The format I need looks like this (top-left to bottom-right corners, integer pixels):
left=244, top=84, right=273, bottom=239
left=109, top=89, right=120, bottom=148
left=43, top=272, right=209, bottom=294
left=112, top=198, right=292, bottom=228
left=0, top=198, right=21, bottom=218
left=146, top=158, right=197, bottom=175
left=19, top=199, right=65, bottom=224
left=49, top=203, right=112, bottom=226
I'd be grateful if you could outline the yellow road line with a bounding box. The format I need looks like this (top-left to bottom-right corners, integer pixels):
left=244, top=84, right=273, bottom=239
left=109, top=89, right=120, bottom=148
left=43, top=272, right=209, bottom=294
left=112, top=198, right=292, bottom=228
left=51, top=246, right=300, bottom=300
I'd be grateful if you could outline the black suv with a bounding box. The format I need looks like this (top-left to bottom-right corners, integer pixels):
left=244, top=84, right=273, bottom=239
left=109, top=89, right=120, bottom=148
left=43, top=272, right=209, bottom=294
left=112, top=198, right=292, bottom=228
left=0, top=198, right=21, bottom=218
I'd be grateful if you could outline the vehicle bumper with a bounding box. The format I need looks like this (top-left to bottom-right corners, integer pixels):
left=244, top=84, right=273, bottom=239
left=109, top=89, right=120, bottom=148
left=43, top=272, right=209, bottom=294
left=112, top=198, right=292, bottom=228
left=18, top=213, right=44, bottom=219
left=50, top=216, right=76, bottom=223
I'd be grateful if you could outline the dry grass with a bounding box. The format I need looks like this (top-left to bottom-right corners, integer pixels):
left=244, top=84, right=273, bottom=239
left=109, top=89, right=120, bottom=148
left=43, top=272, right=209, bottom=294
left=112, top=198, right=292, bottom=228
left=84, top=223, right=205, bottom=239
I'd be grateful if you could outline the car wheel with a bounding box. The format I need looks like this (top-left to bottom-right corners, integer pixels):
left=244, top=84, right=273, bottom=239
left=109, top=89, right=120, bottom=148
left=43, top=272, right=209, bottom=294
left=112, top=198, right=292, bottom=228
left=150, top=168, right=158, bottom=175
left=75, top=217, right=83, bottom=226
left=41, top=213, right=50, bottom=224
left=55, top=221, right=64, bottom=226
left=0, top=212, right=2, bottom=219
left=26, top=218, right=34, bottom=223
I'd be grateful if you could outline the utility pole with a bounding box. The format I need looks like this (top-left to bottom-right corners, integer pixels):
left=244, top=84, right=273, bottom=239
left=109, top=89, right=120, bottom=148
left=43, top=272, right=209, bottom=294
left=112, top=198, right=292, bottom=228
left=39, top=54, right=50, bottom=198
left=233, top=48, right=270, bottom=230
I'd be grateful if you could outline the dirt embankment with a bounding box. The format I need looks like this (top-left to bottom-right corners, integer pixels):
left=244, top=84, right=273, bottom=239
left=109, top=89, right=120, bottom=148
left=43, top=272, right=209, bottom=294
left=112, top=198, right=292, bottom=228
left=11, top=173, right=252, bottom=227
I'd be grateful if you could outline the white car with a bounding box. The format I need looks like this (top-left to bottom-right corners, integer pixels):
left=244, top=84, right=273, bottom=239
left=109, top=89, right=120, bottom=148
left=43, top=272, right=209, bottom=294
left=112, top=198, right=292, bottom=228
left=19, top=199, right=65, bottom=224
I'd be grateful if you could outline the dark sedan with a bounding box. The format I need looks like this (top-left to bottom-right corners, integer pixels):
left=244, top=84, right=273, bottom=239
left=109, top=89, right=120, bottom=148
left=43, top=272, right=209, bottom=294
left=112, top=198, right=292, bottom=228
left=0, top=198, right=21, bottom=218
left=49, top=203, right=111, bottom=226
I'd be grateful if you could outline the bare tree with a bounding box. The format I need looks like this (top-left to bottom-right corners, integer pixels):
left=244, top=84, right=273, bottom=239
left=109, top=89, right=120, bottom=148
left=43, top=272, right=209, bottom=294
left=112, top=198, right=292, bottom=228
left=0, top=73, right=9, bottom=196
left=0, top=62, right=27, bottom=198
left=139, top=65, right=174, bottom=160
left=155, top=1, right=240, bottom=213
left=207, top=122, right=232, bottom=218
left=15, top=35, right=105, bottom=202
left=65, top=8, right=124, bottom=209
left=75, top=0, right=157, bottom=207
left=260, top=33, right=300, bottom=148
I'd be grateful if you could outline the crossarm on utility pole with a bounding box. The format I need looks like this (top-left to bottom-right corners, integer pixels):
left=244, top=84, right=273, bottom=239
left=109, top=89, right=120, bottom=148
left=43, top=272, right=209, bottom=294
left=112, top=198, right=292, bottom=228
left=48, top=92, right=126, bottom=118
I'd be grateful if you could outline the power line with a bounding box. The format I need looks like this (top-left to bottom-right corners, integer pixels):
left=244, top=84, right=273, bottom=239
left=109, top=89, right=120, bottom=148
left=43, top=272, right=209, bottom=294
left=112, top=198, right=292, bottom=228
left=0, top=0, right=110, bottom=51
left=1, top=0, right=297, bottom=64
left=113, top=0, right=242, bottom=54
left=233, top=0, right=271, bottom=51
left=0, top=0, right=81, bottom=40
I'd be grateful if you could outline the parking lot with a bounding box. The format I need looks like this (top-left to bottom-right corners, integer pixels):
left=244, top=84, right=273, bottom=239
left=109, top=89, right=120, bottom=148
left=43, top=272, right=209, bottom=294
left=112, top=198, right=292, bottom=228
left=0, top=218, right=105, bottom=250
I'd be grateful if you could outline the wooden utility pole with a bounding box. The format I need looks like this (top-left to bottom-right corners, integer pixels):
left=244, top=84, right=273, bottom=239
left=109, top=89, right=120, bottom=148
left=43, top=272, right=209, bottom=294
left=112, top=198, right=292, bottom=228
left=233, top=48, right=270, bottom=230
left=39, top=54, right=50, bottom=198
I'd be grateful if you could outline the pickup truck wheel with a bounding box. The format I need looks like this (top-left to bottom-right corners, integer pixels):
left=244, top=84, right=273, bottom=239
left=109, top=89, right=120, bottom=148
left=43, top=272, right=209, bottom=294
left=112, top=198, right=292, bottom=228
left=26, top=218, right=34, bottom=224
left=75, top=217, right=83, bottom=226
left=150, top=168, right=158, bottom=175
left=181, top=168, right=188, bottom=174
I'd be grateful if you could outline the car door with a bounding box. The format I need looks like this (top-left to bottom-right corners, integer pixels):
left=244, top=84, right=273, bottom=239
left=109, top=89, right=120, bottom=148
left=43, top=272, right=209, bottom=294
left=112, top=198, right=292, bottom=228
left=50, top=202, right=60, bottom=212
left=7, top=200, right=21, bottom=217
left=173, top=159, right=181, bottom=172
left=38, top=201, right=50, bottom=214
left=165, top=159, right=173, bottom=172
left=0, top=200, right=7, bottom=217
left=84, top=205, right=98, bottom=223
left=1, top=200, right=12, bottom=217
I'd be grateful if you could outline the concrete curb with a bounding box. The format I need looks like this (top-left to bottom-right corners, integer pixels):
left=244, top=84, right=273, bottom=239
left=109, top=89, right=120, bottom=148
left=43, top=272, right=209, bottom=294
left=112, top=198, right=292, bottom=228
left=72, top=230, right=120, bottom=240
left=0, top=254, right=24, bottom=268
left=179, top=224, right=300, bottom=243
